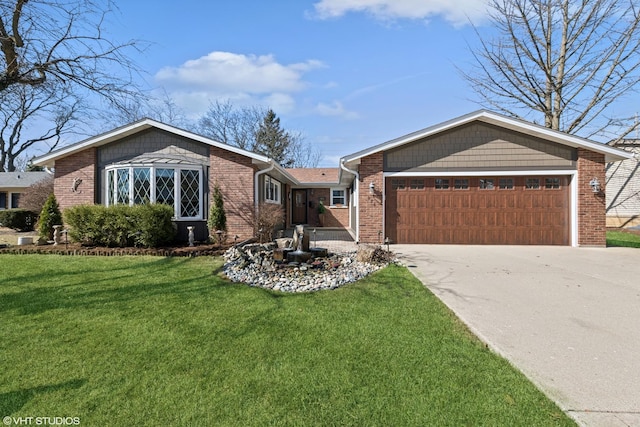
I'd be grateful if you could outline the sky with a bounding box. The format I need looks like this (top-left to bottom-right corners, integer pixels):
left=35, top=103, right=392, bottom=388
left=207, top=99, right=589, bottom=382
left=104, top=0, right=491, bottom=166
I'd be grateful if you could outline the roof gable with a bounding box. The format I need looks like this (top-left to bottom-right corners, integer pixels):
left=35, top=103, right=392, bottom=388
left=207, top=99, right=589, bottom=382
left=341, top=110, right=634, bottom=164
left=32, top=118, right=271, bottom=168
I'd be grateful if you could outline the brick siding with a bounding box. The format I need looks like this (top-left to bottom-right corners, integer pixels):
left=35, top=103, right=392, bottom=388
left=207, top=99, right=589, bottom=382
left=577, top=148, right=606, bottom=246
left=210, top=147, right=256, bottom=240
left=54, top=148, right=97, bottom=210
left=358, top=153, right=384, bottom=243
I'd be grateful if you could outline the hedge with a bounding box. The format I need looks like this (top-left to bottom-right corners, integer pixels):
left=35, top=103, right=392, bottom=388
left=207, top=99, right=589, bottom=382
left=0, top=209, right=38, bottom=231
left=63, top=204, right=176, bottom=248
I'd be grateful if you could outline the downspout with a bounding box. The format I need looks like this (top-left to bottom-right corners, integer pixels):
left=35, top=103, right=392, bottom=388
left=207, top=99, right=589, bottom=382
left=340, top=159, right=359, bottom=242
left=255, top=161, right=276, bottom=213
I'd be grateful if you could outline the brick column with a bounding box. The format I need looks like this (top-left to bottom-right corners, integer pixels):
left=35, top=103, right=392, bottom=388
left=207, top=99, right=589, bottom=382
left=210, top=147, right=256, bottom=240
left=577, top=148, right=606, bottom=246
left=54, top=148, right=97, bottom=211
left=358, top=152, right=384, bottom=243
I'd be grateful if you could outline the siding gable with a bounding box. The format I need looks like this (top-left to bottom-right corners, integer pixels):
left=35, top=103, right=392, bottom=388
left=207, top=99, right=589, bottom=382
left=384, top=122, right=576, bottom=172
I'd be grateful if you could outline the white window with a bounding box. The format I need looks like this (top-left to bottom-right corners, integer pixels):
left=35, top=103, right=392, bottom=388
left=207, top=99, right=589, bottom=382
left=105, top=165, right=203, bottom=220
left=265, top=176, right=281, bottom=204
left=330, top=188, right=346, bottom=206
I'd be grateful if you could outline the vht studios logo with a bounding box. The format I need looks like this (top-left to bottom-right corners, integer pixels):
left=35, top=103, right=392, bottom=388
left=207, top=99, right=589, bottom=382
left=3, top=417, right=80, bottom=426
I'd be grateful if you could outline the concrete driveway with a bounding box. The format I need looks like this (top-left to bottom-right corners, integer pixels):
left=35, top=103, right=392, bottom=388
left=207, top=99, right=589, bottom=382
left=393, top=245, right=640, bottom=427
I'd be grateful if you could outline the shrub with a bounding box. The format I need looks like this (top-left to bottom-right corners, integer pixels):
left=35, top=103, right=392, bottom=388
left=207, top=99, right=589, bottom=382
left=38, top=193, right=63, bottom=239
left=255, top=202, right=285, bottom=243
left=64, top=204, right=176, bottom=248
left=0, top=209, right=38, bottom=231
left=207, top=183, right=227, bottom=244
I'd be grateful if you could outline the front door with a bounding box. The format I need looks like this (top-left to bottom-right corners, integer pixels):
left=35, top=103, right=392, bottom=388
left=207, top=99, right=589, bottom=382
left=292, top=189, right=307, bottom=224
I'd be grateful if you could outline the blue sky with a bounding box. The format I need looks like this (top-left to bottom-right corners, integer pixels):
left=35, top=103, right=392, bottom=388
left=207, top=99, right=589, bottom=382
left=111, top=0, right=492, bottom=166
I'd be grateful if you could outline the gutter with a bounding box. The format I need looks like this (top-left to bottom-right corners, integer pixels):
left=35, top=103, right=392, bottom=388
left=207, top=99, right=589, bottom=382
left=340, top=159, right=360, bottom=242
left=254, top=161, right=276, bottom=213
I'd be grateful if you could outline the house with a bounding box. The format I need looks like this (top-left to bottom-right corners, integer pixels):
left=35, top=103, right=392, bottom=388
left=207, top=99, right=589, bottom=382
left=0, top=171, right=51, bottom=210
left=340, top=110, right=632, bottom=247
left=31, top=111, right=632, bottom=247
left=606, top=140, right=640, bottom=227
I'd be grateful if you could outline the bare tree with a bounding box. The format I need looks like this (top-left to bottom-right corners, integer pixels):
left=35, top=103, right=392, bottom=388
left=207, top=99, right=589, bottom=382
left=0, top=0, right=142, bottom=101
left=197, top=100, right=264, bottom=151
left=462, top=0, right=640, bottom=139
left=0, top=83, right=82, bottom=171
left=197, top=100, right=320, bottom=167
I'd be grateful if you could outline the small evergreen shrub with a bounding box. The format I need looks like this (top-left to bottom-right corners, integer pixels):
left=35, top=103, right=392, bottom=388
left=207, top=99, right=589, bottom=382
left=38, top=194, right=63, bottom=239
left=64, top=204, right=176, bottom=247
left=0, top=209, right=38, bottom=231
left=207, top=183, right=227, bottom=244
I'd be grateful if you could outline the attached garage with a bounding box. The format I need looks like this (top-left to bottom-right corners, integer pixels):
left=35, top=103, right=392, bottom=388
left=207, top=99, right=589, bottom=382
left=342, top=110, right=633, bottom=247
left=385, top=175, right=570, bottom=245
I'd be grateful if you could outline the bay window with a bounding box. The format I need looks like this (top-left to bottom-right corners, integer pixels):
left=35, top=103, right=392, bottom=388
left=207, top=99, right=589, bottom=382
left=106, top=165, right=203, bottom=220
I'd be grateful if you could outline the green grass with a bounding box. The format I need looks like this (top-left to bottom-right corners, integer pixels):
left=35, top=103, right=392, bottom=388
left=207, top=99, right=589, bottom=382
left=0, top=255, right=574, bottom=426
left=606, top=230, right=640, bottom=248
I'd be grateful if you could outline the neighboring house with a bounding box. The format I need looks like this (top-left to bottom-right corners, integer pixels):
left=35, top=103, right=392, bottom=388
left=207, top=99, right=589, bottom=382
left=341, top=110, right=631, bottom=247
left=0, top=171, right=51, bottom=210
left=606, top=140, right=640, bottom=227
left=31, top=111, right=632, bottom=246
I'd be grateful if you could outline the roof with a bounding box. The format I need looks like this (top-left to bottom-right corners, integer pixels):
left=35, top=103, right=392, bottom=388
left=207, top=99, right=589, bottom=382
left=286, top=168, right=340, bottom=184
left=341, top=110, right=634, bottom=165
left=31, top=118, right=273, bottom=167
left=0, top=171, right=51, bottom=189
left=30, top=118, right=300, bottom=184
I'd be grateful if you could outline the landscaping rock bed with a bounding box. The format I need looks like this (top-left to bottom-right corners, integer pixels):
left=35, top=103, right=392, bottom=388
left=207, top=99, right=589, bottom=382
left=222, top=243, right=391, bottom=293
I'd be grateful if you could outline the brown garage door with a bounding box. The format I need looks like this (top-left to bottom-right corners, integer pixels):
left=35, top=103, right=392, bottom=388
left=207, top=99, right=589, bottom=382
left=385, top=176, right=570, bottom=245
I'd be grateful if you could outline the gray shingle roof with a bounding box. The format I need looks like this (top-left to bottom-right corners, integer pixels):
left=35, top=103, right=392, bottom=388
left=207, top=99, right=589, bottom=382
left=0, top=172, right=51, bottom=189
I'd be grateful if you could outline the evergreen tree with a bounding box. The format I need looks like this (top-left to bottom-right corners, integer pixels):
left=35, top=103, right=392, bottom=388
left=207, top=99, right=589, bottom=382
left=254, top=109, right=293, bottom=167
left=38, top=193, right=62, bottom=240
left=208, top=183, right=227, bottom=244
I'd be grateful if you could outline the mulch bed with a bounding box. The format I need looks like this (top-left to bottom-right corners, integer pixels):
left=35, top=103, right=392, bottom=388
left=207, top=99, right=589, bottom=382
left=0, top=241, right=228, bottom=257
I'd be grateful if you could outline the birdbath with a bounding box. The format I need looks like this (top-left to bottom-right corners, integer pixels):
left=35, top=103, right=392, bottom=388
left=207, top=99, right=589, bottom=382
left=53, top=225, right=62, bottom=245
left=187, top=226, right=195, bottom=247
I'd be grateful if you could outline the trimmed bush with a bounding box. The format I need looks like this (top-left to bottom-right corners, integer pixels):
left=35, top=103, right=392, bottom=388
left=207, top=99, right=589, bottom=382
left=64, top=204, right=176, bottom=248
left=38, top=193, right=63, bottom=239
left=0, top=209, right=38, bottom=231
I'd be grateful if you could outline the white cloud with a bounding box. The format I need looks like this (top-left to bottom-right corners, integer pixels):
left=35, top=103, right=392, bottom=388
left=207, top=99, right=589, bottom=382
left=311, top=0, right=488, bottom=26
left=315, top=101, right=360, bottom=119
left=154, top=51, right=325, bottom=115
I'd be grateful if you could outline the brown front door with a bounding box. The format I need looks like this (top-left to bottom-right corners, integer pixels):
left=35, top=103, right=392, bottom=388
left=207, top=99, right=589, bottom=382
left=292, top=189, right=307, bottom=224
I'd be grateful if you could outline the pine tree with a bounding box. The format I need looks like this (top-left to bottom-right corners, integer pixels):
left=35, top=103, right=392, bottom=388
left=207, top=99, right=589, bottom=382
left=208, top=183, right=227, bottom=244
left=254, top=109, right=293, bottom=166
left=38, top=193, right=62, bottom=240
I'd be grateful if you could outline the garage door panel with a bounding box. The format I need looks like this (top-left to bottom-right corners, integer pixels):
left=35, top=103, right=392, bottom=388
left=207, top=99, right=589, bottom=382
left=386, top=176, right=570, bottom=245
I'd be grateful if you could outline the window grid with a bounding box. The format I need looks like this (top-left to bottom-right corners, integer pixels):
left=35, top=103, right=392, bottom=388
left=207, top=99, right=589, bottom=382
left=410, top=179, right=425, bottom=190
left=331, top=188, right=345, bottom=205
left=545, top=177, right=561, bottom=189
left=106, top=166, right=201, bottom=220
left=479, top=178, right=494, bottom=190
left=499, top=178, right=514, bottom=189
left=525, top=178, right=540, bottom=189
left=391, top=179, right=405, bottom=190
left=454, top=179, right=469, bottom=190
left=435, top=178, right=449, bottom=190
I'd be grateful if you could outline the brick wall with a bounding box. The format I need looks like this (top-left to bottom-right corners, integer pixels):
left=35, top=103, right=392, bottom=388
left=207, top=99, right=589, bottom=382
left=54, top=148, right=97, bottom=210
left=358, top=152, right=384, bottom=243
left=210, top=147, right=256, bottom=240
left=577, top=148, right=606, bottom=246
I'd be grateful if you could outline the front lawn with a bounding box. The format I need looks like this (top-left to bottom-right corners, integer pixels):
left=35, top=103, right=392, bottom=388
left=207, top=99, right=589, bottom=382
left=0, top=255, right=574, bottom=426
left=606, top=230, right=640, bottom=248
